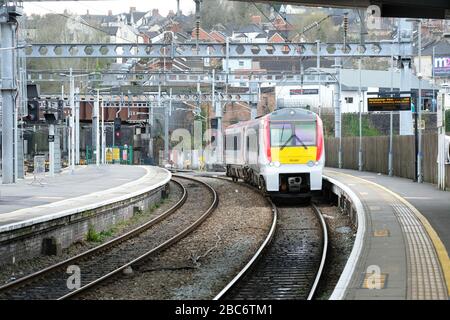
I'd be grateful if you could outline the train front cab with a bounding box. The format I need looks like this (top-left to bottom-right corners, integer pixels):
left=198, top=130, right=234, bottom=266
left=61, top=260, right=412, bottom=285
left=262, top=110, right=324, bottom=198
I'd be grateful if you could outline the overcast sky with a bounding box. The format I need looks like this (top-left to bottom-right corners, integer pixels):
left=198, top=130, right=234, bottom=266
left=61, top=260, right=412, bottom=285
left=23, top=1, right=196, bottom=16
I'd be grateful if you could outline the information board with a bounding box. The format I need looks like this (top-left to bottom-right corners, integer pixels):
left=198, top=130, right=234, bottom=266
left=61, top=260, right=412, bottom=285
left=34, top=156, right=45, bottom=175
left=368, top=97, right=411, bottom=112
left=289, top=89, right=319, bottom=95
left=113, top=147, right=120, bottom=161
left=106, top=148, right=113, bottom=163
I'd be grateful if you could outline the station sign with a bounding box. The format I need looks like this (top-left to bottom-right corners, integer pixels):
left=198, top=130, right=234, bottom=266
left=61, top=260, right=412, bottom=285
left=289, top=89, right=318, bottom=95
left=368, top=97, right=411, bottom=112
left=433, top=56, right=450, bottom=77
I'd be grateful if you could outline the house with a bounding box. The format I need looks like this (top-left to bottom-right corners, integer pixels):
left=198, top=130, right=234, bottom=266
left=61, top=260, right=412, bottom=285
left=191, top=27, right=215, bottom=42
left=414, top=39, right=450, bottom=83
left=232, top=24, right=265, bottom=43
left=268, top=31, right=286, bottom=43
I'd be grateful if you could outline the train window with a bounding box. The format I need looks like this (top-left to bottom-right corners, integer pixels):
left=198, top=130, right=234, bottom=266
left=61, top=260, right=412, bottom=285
left=234, top=136, right=238, bottom=151
left=270, top=122, right=316, bottom=147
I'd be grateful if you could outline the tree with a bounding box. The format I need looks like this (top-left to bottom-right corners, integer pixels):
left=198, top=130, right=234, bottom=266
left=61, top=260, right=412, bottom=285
left=25, top=12, right=112, bottom=93
left=200, top=0, right=266, bottom=30
left=289, top=10, right=340, bottom=42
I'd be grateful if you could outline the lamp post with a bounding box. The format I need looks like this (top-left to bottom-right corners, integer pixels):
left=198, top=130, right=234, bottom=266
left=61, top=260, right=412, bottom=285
left=407, top=18, right=423, bottom=183
left=60, top=71, right=94, bottom=171
left=417, top=19, right=423, bottom=183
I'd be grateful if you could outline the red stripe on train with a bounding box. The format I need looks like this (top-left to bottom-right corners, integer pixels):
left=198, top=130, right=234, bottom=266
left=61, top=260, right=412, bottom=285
left=316, top=115, right=324, bottom=161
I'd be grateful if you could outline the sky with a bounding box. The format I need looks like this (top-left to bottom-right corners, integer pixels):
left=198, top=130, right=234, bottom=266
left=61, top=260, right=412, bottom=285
left=23, top=1, right=196, bottom=16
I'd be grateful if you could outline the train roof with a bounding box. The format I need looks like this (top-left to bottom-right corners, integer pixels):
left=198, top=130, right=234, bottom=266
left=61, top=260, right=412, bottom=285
left=269, top=108, right=318, bottom=121
left=226, top=108, right=318, bottom=130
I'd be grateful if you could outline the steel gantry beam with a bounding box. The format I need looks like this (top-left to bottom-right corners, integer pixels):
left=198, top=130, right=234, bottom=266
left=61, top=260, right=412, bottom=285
left=25, top=41, right=412, bottom=59
left=26, top=70, right=338, bottom=86
left=39, top=93, right=258, bottom=105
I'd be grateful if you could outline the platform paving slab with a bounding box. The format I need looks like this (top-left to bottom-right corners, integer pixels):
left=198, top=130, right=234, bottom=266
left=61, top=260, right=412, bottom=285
left=0, top=165, right=170, bottom=231
left=325, top=169, right=448, bottom=300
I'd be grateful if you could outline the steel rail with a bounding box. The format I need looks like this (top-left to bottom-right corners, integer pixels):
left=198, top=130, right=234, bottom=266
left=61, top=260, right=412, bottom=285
left=0, top=180, right=185, bottom=295
left=307, top=203, right=329, bottom=300
left=59, top=175, right=219, bottom=300
left=209, top=175, right=328, bottom=300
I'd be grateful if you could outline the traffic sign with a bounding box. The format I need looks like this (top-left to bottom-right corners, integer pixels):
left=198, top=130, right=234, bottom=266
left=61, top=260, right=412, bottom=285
left=368, top=97, right=411, bottom=112
left=48, top=135, right=55, bottom=142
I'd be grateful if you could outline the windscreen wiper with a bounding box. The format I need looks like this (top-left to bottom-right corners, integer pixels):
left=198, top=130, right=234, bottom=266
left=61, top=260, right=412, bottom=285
left=280, top=134, right=308, bottom=151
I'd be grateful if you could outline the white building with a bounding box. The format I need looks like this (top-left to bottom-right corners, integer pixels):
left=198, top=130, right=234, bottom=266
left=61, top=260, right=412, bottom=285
left=275, top=68, right=436, bottom=113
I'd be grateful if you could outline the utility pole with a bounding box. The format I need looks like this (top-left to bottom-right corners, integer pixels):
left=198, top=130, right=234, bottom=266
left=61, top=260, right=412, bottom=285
left=437, top=86, right=448, bottom=190
left=1, top=4, right=21, bottom=184
left=164, top=88, right=171, bottom=163
left=357, top=9, right=366, bottom=172
left=75, top=87, right=80, bottom=164
left=417, top=19, right=423, bottom=183
left=194, top=0, right=202, bottom=52
left=49, top=122, right=55, bottom=177
left=389, top=39, right=395, bottom=177
left=69, top=68, right=75, bottom=173
left=316, top=40, right=321, bottom=117
left=95, top=89, right=100, bottom=167
left=333, top=57, right=342, bottom=168
left=101, top=94, right=105, bottom=165
left=358, top=57, right=363, bottom=171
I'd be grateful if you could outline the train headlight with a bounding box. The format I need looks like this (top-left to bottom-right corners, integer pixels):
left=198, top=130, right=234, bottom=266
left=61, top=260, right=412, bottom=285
left=315, top=161, right=320, bottom=166
left=274, top=161, right=281, bottom=167
left=307, top=160, right=315, bottom=167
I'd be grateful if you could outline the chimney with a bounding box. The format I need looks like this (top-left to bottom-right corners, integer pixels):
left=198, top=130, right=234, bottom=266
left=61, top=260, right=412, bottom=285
left=176, top=0, right=181, bottom=16
left=130, top=7, right=136, bottom=13
left=152, top=9, right=159, bottom=17
left=86, top=9, right=90, bottom=16
left=108, top=10, right=112, bottom=16
left=251, top=15, right=262, bottom=25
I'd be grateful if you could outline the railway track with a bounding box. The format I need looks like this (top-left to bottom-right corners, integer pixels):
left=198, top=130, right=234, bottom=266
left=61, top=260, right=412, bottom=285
left=213, top=176, right=328, bottom=300
left=0, top=175, right=218, bottom=300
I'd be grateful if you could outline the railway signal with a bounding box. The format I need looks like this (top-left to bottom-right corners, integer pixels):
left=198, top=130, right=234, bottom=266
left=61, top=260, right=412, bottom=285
left=114, top=117, right=122, bottom=143
left=25, top=100, right=39, bottom=122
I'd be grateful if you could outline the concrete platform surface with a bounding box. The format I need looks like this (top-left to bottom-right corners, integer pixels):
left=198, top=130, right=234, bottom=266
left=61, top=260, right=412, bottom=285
left=0, top=165, right=171, bottom=231
left=330, top=168, right=450, bottom=252
left=325, top=168, right=449, bottom=300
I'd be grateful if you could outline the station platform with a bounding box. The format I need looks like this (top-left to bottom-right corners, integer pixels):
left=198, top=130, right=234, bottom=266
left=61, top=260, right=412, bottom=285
left=325, top=168, right=449, bottom=300
left=0, top=165, right=171, bottom=231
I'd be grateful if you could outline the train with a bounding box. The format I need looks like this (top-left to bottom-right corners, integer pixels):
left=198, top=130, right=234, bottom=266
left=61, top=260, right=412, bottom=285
left=224, top=108, right=325, bottom=198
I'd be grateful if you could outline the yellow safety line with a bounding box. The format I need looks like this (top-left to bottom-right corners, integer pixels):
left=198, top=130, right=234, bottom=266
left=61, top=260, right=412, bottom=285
left=327, top=169, right=450, bottom=297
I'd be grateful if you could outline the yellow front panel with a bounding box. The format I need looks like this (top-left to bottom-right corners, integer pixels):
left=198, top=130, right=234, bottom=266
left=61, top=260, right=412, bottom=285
left=271, top=146, right=317, bottom=164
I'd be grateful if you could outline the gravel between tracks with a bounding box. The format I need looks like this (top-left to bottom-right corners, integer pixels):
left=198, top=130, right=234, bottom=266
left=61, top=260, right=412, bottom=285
left=0, top=181, right=182, bottom=287
left=77, top=176, right=273, bottom=300
left=314, top=202, right=356, bottom=299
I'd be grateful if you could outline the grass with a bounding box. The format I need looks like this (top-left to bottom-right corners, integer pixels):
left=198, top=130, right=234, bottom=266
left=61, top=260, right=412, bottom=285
left=343, top=114, right=381, bottom=137
left=85, top=198, right=166, bottom=243
left=86, top=225, right=112, bottom=243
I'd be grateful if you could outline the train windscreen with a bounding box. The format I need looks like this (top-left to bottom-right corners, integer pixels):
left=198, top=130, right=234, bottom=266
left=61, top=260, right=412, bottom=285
left=270, top=121, right=317, bottom=148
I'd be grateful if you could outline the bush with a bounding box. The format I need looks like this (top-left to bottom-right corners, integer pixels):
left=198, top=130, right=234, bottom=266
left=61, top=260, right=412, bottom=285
left=86, top=225, right=113, bottom=242
left=343, top=113, right=381, bottom=137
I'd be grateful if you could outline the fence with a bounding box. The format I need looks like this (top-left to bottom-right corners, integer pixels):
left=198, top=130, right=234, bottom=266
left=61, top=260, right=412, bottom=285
left=86, top=145, right=134, bottom=165
left=325, top=133, right=450, bottom=188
